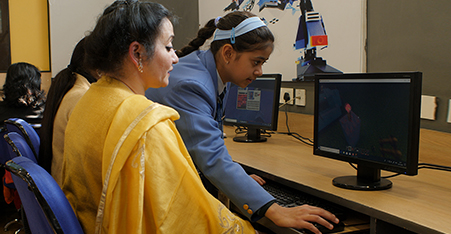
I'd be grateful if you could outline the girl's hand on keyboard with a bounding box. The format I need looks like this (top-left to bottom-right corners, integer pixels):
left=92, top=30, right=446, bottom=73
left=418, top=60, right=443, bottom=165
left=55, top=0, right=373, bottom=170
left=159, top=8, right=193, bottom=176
left=265, top=203, right=339, bottom=234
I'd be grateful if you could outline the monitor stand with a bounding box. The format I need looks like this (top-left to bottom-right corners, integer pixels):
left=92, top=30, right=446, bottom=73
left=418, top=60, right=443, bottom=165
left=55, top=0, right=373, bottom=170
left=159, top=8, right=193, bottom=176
left=332, top=165, right=392, bottom=191
left=233, top=127, right=267, bottom=143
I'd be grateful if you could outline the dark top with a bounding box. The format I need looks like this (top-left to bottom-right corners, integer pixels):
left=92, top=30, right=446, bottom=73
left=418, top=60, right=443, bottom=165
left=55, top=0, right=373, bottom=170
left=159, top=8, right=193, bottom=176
left=0, top=101, right=44, bottom=128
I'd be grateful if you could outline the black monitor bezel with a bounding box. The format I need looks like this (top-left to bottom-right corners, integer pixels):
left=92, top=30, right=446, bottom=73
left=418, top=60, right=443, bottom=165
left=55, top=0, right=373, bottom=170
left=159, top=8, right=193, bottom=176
left=313, top=72, right=422, bottom=177
left=224, top=73, right=282, bottom=132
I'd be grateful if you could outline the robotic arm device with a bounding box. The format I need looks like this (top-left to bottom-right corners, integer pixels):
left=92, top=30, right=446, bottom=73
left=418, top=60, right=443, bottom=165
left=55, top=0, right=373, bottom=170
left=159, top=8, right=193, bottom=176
left=294, top=0, right=341, bottom=81
left=222, top=0, right=341, bottom=81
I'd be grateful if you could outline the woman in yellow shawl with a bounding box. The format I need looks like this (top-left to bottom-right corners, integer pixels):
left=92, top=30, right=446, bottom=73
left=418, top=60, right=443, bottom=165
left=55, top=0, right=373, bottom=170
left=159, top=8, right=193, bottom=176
left=61, top=1, right=256, bottom=233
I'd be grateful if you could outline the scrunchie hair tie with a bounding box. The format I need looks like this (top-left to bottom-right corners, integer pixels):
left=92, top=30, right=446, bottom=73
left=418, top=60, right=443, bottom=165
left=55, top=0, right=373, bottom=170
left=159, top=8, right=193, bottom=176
left=214, top=16, right=222, bottom=27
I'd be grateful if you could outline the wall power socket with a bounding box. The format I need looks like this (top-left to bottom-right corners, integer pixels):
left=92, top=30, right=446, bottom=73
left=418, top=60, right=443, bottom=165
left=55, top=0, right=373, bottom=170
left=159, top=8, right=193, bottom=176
left=295, top=89, right=306, bottom=106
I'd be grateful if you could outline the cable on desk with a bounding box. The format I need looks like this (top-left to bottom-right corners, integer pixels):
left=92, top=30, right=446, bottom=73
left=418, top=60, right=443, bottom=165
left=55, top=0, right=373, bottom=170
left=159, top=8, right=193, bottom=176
left=276, top=131, right=314, bottom=146
left=348, top=162, right=451, bottom=179
left=417, top=163, right=451, bottom=172
left=234, top=126, right=247, bottom=135
left=383, top=164, right=451, bottom=178
left=282, top=98, right=294, bottom=135
left=276, top=103, right=314, bottom=146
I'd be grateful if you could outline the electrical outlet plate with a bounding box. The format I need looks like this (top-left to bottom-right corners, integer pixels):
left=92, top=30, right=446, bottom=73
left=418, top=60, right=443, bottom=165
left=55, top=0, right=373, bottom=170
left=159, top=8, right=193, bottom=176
left=295, top=89, right=306, bottom=106
left=280, top=88, right=294, bottom=104
left=420, top=95, right=437, bottom=120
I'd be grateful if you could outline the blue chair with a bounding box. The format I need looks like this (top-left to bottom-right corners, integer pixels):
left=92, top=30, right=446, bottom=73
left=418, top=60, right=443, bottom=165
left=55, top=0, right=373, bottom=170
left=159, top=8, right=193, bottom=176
left=1, top=127, right=22, bottom=233
left=1, top=125, right=11, bottom=165
left=4, top=132, right=37, bottom=163
left=4, top=118, right=40, bottom=161
left=3, top=130, right=43, bottom=233
left=5, top=157, right=84, bottom=234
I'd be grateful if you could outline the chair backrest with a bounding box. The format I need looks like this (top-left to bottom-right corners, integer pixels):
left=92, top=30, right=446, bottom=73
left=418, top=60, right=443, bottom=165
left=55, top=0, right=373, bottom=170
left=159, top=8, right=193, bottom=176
left=0, top=125, right=10, bottom=165
left=5, top=157, right=84, bottom=234
left=4, top=132, right=38, bottom=163
left=4, top=118, right=40, bottom=159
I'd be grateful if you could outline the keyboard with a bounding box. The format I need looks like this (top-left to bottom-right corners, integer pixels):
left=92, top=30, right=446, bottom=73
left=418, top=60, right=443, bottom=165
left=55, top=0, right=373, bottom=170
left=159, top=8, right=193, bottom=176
left=263, top=182, right=346, bottom=233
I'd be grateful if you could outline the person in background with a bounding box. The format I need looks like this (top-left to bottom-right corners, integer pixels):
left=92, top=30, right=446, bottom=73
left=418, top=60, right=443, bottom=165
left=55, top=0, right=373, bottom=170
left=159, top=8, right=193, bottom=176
left=39, top=38, right=98, bottom=186
left=61, top=1, right=257, bottom=233
left=0, top=62, right=45, bottom=216
left=0, top=62, right=45, bottom=126
left=146, top=11, right=339, bottom=234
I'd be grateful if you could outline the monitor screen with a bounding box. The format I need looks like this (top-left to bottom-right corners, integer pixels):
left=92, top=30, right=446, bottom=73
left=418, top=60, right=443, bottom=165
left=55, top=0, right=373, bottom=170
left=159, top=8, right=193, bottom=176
left=313, top=72, right=422, bottom=190
left=224, top=74, right=281, bottom=142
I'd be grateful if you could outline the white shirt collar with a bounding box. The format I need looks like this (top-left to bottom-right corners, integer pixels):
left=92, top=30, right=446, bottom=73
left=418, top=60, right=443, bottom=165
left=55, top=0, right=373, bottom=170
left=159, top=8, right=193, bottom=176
left=217, top=70, right=226, bottom=95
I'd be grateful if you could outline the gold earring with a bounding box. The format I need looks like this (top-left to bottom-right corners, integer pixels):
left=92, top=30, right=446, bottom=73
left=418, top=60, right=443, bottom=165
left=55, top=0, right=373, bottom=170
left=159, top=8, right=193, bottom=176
left=138, top=58, right=143, bottom=73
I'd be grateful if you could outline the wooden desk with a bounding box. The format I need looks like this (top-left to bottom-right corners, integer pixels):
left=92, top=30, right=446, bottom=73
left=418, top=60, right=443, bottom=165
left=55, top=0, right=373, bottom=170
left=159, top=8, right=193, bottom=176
left=224, top=113, right=451, bottom=234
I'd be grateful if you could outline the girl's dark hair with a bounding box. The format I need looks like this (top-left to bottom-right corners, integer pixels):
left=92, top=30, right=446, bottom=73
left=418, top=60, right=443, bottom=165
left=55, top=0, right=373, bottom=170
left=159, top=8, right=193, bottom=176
left=83, top=0, right=174, bottom=75
left=176, top=11, right=274, bottom=58
left=38, top=38, right=96, bottom=172
left=2, top=62, right=45, bottom=108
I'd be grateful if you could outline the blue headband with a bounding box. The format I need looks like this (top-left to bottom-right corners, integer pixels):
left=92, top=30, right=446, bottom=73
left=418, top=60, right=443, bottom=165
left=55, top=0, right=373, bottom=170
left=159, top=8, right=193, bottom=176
left=213, top=17, right=267, bottom=44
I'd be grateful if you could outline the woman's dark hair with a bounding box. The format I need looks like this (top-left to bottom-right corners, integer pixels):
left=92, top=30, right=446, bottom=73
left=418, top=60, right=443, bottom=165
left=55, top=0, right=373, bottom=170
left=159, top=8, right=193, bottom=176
left=83, top=0, right=174, bottom=75
left=176, top=11, right=274, bottom=58
left=2, top=62, right=45, bottom=108
left=38, top=38, right=97, bottom=172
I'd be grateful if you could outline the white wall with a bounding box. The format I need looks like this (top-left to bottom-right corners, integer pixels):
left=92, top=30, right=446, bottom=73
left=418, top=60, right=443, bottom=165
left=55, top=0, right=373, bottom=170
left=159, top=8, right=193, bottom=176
left=48, top=0, right=113, bottom=76
left=199, top=0, right=366, bottom=81
left=48, top=0, right=366, bottom=80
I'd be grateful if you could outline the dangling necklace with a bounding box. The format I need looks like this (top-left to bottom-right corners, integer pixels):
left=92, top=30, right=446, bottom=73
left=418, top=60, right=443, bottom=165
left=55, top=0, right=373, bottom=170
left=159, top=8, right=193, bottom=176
left=109, top=75, right=138, bottom=94
left=119, top=79, right=137, bottom=94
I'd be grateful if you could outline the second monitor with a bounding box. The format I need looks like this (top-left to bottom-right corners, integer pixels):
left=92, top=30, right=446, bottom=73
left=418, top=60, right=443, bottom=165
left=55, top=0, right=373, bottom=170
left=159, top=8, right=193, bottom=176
left=224, top=74, right=281, bottom=142
left=313, top=72, right=422, bottom=190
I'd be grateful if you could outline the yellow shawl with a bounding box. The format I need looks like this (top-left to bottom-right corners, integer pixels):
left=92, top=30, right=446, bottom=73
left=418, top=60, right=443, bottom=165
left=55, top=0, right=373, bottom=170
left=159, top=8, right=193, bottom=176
left=63, top=78, right=255, bottom=234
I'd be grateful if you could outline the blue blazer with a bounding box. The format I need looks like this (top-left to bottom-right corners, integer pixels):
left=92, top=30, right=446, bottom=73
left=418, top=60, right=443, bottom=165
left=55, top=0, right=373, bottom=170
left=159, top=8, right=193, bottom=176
left=146, top=50, right=274, bottom=221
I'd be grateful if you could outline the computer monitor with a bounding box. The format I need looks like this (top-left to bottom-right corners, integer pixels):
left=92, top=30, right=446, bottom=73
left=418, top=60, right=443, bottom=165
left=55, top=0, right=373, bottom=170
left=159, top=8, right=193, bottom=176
left=313, top=72, right=422, bottom=190
left=224, top=74, right=282, bottom=142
